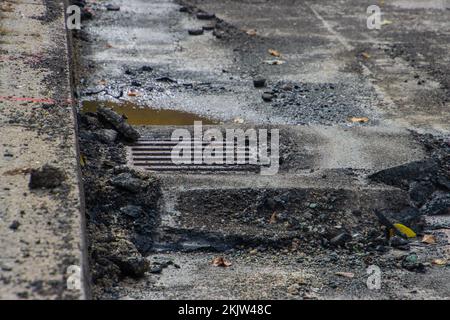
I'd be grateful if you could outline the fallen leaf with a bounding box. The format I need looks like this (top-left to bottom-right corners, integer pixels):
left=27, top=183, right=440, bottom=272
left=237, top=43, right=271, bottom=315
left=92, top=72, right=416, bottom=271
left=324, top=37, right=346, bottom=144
left=127, top=90, right=139, bottom=97
left=233, top=117, right=244, bottom=124
left=348, top=116, right=369, bottom=123
left=381, top=19, right=392, bottom=26
left=245, top=29, right=257, bottom=36
left=361, top=52, right=371, bottom=59
left=422, top=234, right=436, bottom=244
left=268, top=49, right=281, bottom=57
left=432, top=259, right=447, bottom=266
left=393, top=223, right=417, bottom=238
left=269, top=212, right=277, bottom=224
left=212, top=257, right=232, bottom=267
left=264, top=59, right=285, bottom=65
left=80, top=155, right=87, bottom=167
left=335, top=272, right=354, bottom=278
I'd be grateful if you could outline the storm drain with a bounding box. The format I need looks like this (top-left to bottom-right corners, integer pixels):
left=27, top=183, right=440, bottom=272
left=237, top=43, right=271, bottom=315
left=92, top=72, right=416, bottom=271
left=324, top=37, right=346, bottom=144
left=128, top=137, right=269, bottom=172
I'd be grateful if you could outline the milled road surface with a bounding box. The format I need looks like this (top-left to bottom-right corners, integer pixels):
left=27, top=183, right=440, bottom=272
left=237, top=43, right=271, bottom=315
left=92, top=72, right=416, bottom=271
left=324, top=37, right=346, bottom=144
left=76, top=0, right=450, bottom=299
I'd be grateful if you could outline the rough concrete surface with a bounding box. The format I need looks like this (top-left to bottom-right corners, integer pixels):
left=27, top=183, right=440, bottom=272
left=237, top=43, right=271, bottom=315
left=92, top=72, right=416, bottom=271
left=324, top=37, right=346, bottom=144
left=0, top=0, right=89, bottom=299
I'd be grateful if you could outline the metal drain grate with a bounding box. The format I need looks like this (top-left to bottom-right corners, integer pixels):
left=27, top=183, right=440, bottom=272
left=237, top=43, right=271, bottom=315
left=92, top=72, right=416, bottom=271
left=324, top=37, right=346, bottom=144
left=128, top=137, right=268, bottom=172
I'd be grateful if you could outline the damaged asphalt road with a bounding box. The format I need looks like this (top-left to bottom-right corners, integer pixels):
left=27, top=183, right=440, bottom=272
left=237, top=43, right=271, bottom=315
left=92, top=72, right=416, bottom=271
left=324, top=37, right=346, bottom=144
left=71, top=0, right=450, bottom=299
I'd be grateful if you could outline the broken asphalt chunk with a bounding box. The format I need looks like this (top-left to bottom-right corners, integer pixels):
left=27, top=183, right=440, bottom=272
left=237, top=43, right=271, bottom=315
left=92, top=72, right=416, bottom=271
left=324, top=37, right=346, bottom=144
left=156, top=76, right=177, bottom=83
left=111, top=173, right=146, bottom=193
left=196, top=12, right=215, bottom=20
left=203, top=24, right=215, bottom=31
left=422, top=192, right=450, bottom=215
left=29, top=165, right=65, bottom=189
left=141, top=65, right=153, bottom=72
left=188, top=29, right=204, bottom=36
left=402, top=254, right=426, bottom=273
left=330, top=232, right=352, bottom=247
left=253, top=78, right=266, bottom=88
left=108, top=239, right=150, bottom=278
left=105, top=4, right=120, bottom=11
left=94, top=129, right=117, bottom=144
left=390, top=236, right=410, bottom=250
left=369, top=159, right=439, bottom=189
left=9, top=220, right=20, bottom=231
left=97, top=107, right=140, bottom=142
left=409, top=181, right=435, bottom=207
left=120, top=205, right=143, bottom=218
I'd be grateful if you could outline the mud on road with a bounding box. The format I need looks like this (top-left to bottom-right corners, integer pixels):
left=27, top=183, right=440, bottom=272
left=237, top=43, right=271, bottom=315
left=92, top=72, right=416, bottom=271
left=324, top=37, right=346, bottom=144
left=71, top=0, right=450, bottom=299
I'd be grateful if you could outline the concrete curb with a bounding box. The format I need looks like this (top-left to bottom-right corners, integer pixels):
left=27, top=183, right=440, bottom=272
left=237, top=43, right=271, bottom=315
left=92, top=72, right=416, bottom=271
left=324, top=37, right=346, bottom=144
left=0, top=0, right=90, bottom=299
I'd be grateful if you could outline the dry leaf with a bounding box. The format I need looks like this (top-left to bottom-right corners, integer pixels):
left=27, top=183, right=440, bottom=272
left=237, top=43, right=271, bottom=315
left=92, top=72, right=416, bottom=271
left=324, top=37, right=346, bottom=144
left=268, top=49, right=281, bottom=57
left=80, top=155, right=87, bottom=167
left=349, top=116, right=369, bottom=123
left=212, top=257, right=232, bottom=267
left=245, top=29, right=257, bottom=36
left=127, top=90, right=139, bottom=97
left=432, top=259, right=447, bottom=266
left=233, top=117, right=244, bottom=124
left=393, top=223, right=417, bottom=238
left=422, top=234, right=436, bottom=244
left=269, top=212, right=277, bottom=224
left=381, top=19, right=392, bottom=26
left=335, top=272, right=354, bottom=278
left=361, top=52, right=371, bottom=59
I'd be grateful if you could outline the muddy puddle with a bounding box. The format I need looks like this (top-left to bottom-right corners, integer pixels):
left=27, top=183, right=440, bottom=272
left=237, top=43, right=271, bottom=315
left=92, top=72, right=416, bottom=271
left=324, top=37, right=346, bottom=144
left=81, top=100, right=218, bottom=126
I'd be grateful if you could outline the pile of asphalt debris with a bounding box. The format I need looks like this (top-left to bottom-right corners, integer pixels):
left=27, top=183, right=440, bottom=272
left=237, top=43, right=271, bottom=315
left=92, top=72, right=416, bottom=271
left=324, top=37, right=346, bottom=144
left=255, top=81, right=374, bottom=125
left=370, top=133, right=450, bottom=219
left=78, top=107, right=161, bottom=297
